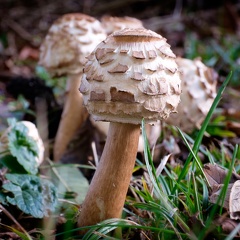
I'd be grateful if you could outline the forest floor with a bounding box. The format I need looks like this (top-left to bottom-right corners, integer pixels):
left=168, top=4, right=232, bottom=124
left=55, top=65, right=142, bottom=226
left=0, top=0, right=240, bottom=239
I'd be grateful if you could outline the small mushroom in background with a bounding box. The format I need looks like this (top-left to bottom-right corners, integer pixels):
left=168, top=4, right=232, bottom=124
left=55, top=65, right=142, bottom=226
left=0, top=121, right=45, bottom=167
left=38, top=13, right=107, bottom=162
left=101, top=15, right=144, bottom=35
left=78, top=28, right=181, bottom=227
left=166, top=57, right=218, bottom=133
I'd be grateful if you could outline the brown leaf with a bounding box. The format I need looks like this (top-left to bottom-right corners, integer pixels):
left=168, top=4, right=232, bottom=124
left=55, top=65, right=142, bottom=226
left=230, top=180, right=240, bottom=220
left=209, top=183, right=233, bottom=209
left=203, top=164, right=240, bottom=210
left=221, top=218, right=240, bottom=236
left=0, top=232, right=20, bottom=239
left=19, top=46, right=39, bottom=60
left=226, top=121, right=240, bottom=136
left=203, top=163, right=240, bottom=186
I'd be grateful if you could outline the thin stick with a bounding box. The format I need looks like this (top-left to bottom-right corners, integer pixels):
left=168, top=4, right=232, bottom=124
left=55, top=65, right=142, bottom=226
left=0, top=204, right=32, bottom=239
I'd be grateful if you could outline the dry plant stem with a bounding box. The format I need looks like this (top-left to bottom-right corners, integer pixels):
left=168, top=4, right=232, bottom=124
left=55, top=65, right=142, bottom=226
left=78, top=122, right=140, bottom=227
left=36, top=97, right=49, bottom=159
left=54, top=73, right=88, bottom=161
left=0, top=204, right=31, bottom=238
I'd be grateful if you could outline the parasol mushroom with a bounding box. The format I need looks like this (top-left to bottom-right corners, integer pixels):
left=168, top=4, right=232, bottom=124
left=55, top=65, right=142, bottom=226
left=90, top=15, right=144, bottom=136
left=93, top=15, right=159, bottom=152
left=38, top=13, right=106, bottom=161
left=78, top=28, right=181, bottom=227
left=166, top=57, right=218, bottom=132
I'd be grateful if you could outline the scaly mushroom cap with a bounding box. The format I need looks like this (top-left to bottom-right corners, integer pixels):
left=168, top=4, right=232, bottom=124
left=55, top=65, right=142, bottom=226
left=166, top=57, right=218, bottom=132
left=0, top=121, right=45, bottom=167
left=39, top=13, right=107, bottom=76
left=80, top=28, right=181, bottom=124
left=101, top=16, right=144, bottom=35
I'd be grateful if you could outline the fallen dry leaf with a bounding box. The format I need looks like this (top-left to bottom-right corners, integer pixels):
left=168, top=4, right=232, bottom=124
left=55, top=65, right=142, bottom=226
left=209, top=183, right=234, bottom=209
left=230, top=180, right=240, bottom=220
left=204, top=163, right=240, bottom=186
left=19, top=46, right=39, bottom=60
left=203, top=163, right=240, bottom=211
left=221, top=217, right=240, bottom=235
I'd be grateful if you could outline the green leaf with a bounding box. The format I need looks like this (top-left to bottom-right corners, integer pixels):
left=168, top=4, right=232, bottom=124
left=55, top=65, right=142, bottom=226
left=172, top=71, right=232, bottom=194
left=50, top=164, right=89, bottom=204
left=7, top=120, right=39, bottom=174
left=35, top=66, right=51, bottom=81
left=3, top=174, right=57, bottom=218
left=0, top=155, right=27, bottom=173
left=0, top=192, right=7, bottom=204
left=206, top=126, right=236, bottom=138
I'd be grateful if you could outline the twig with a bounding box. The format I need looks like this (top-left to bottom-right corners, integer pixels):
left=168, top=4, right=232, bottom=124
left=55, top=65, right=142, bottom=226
left=0, top=204, right=32, bottom=239
left=3, top=19, right=33, bottom=43
left=35, top=97, right=49, bottom=159
left=91, top=141, right=99, bottom=167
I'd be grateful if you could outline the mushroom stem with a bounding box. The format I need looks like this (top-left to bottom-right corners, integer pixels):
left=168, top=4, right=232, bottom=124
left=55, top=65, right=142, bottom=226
left=78, top=122, right=140, bottom=227
left=53, top=73, right=88, bottom=161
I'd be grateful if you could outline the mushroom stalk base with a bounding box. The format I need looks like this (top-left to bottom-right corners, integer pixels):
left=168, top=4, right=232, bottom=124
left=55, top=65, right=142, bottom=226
left=78, top=122, right=140, bottom=228
left=53, top=73, right=88, bottom=162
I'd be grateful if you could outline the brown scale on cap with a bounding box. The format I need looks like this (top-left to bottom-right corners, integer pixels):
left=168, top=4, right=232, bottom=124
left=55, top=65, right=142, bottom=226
left=80, top=28, right=181, bottom=124
left=166, top=57, right=218, bottom=132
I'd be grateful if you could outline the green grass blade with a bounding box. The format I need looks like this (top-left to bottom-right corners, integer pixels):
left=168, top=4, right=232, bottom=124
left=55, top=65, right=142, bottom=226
left=172, top=71, right=232, bottom=194
left=191, top=172, right=203, bottom=221
left=0, top=223, right=32, bottom=240
left=219, top=145, right=238, bottom=215
left=141, top=120, right=194, bottom=237
left=201, top=177, right=209, bottom=212
left=177, top=127, right=210, bottom=187
left=56, top=218, right=188, bottom=239
left=141, top=120, right=161, bottom=196
left=142, top=120, right=176, bottom=215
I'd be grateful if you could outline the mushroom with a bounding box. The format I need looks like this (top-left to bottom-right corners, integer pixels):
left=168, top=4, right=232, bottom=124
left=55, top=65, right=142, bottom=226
left=89, top=15, right=144, bottom=136
left=78, top=28, right=181, bottom=227
left=166, top=57, right=218, bottom=132
left=38, top=13, right=106, bottom=161
left=0, top=121, right=45, bottom=167
left=101, top=15, right=144, bottom=35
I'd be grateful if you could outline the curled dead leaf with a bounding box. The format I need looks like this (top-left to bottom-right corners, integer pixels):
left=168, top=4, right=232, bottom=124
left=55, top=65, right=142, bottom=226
left=203, top=163, right=240, bottom=211
left=203, top=163, right=240, bottom=186
left=221, top=218, right=240, bottom=236
left=230, top=180, right=240, bottom=220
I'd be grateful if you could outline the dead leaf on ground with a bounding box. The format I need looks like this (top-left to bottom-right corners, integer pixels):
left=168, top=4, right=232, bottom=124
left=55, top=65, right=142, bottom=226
left=203, top=163, right=240, bottom=186
left=230, top=180, right=240, bottom=220
left=19, top=46, right=39, bottom=60
left=203, top=163, right=240, bottom=212
left=221, top=217, right=240, bottom=236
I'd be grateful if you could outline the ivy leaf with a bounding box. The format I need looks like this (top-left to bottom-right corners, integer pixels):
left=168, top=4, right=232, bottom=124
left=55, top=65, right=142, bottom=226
left=51, top=165, right=89, bottom=204
left=7, top=120, right=39, bottom=174
left=0, top=191, right=7, bottom=205
left=3, top=174, right=57, bottom=218
left=0, top=155, right=27, bottom=174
